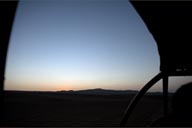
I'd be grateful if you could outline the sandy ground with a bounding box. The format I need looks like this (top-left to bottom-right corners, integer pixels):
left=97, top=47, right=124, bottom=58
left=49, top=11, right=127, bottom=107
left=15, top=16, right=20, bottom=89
left=2, top=91, right=167, bottom=127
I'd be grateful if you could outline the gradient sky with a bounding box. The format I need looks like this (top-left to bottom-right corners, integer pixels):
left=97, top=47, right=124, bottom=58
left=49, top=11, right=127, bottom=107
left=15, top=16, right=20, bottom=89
left=5, top=0, right=192, bottom=92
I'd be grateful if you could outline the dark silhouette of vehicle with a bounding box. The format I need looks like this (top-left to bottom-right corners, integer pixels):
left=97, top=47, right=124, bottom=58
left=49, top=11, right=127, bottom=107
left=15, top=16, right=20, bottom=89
left=152, top=82, right=192, bottom=126
left=121, top=1, right=192, bottom=126
left=0, top=1, right=18, bottom=123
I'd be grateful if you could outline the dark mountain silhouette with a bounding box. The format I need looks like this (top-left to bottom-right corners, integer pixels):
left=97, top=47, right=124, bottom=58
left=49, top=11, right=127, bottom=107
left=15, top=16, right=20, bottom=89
left=58, top=88, right=138, bottom=95
left=58, top=88, right=163, bottom=96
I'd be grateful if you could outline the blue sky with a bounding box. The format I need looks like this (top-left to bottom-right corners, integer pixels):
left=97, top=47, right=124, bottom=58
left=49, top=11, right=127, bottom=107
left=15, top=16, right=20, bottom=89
left=4, top=0, right=192, bottom=92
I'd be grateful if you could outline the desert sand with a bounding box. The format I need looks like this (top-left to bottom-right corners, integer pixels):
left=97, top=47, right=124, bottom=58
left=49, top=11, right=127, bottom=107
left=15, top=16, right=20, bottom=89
left=2, top=90, right=168, bottom=127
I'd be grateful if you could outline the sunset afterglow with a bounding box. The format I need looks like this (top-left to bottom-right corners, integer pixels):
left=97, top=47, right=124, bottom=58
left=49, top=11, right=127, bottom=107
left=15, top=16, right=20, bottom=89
left=5, top=0, right=192, bottom=92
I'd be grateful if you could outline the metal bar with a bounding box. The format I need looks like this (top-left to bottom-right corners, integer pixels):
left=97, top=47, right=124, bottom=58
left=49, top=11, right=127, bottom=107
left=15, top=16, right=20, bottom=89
left=163, top=74, right=168, bottom=116
left=165, top=70, right=192, bottom=76
left=120, top=72, right=163, bottom=126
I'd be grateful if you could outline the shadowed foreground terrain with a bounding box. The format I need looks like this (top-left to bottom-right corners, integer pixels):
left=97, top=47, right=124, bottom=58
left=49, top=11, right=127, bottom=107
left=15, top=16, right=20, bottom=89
left=3, top=90, right=168, bottom=127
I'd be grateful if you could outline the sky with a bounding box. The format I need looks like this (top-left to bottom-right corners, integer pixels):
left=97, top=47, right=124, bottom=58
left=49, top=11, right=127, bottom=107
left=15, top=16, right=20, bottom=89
left=4, top=0, right=192, bottom=92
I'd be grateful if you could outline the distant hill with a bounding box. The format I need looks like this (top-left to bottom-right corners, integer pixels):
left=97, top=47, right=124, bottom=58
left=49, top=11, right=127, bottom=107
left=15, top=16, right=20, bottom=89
left=58, top=88, right=137, bottom=95
left=5, top=88, right=167, bottom=96
left=58, top=88, right=163, bottom=96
